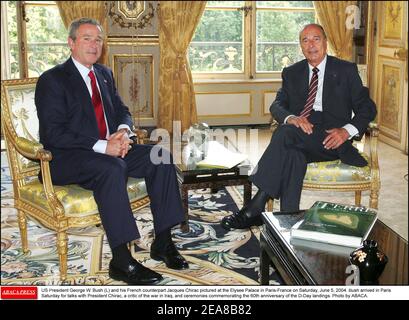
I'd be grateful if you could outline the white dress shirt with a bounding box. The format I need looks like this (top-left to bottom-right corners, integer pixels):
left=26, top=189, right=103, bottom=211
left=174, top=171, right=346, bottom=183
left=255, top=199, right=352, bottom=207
left=284, top=55, right=359, bottom=139
left=72, top=57, right=132, bottom=153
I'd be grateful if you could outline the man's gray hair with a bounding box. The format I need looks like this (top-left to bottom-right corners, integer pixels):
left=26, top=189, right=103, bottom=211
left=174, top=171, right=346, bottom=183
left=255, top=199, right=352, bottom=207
left=68, top=17, right=103, bottom=40
left=299, top=23, right=327, bottom=41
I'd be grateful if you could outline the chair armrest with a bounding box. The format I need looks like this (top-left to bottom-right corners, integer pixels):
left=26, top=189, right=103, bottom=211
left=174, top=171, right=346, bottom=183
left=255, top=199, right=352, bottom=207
left=367, top=122, right=379, bottom=161
left=367, top=122, right=380, bottom=186
left=15, top=137, right=64, bottom=218
left=132, top=128, right=148, bottom=145
left=368, top=121, right=379, bottom=136
left=15, top=137, right=52, bottom=161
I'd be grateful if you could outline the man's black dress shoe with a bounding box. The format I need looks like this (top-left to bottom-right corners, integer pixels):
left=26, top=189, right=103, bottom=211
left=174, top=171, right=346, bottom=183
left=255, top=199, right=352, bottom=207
left=109, top=259, right=163, bottom=285
left=150, top=241, right=189, bottom=270
left=221, top=207, right=263, bottom=230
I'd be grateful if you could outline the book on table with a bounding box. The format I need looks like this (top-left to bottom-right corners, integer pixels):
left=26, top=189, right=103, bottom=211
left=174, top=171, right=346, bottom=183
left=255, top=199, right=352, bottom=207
left=196, top=141, right=248, bottom=169
left=290, top=201, right=378, bottom=248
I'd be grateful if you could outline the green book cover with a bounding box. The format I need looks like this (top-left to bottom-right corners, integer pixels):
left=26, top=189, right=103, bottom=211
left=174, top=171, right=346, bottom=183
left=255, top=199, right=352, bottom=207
left=291, top=201, right=378, bottom=247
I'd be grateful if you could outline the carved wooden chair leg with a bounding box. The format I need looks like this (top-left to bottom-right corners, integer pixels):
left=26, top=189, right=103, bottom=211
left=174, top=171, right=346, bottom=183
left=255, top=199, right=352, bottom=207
left=355, top=191, right=362, bottom=206
left=369, top=189, right=379, bottom=209
left=17, top=209, right=29, bottom=253
left=267, top=199, right=274, bottom=211
left=57, top=231, right=68, bottom=281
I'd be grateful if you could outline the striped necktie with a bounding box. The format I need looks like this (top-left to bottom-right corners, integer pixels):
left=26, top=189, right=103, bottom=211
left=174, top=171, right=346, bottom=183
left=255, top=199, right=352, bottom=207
left=300, top=67, right=319, bottom=118
left=88, top=70, right=107, bottom=139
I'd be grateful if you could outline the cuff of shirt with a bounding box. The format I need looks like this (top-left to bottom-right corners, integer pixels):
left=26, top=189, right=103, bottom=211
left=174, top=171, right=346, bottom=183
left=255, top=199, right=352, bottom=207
left=117, top=124, right=135, bottom=137
left=93, top=140, right=108, bottom=154
left=343, top=124, right=359, bottom=140
left=284, top=115, right=295, bottom=124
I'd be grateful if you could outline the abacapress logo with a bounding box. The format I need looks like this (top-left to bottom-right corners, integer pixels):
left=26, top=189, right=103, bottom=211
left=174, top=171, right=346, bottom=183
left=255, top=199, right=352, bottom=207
left=1, top=286, right=38, bottom=300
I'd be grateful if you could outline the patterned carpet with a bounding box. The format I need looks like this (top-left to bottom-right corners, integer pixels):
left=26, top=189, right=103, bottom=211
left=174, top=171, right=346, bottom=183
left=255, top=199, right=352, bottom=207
left=1, top=152, right=281, bottom=285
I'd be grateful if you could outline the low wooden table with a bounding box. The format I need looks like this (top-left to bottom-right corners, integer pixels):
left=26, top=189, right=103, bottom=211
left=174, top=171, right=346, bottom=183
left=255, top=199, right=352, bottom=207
left=175, top=152, right=252, bottom=232
left=260, top=211, right=408, bottom=285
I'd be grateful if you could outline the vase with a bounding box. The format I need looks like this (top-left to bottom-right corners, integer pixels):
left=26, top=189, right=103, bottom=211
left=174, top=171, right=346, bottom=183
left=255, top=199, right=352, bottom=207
left=182, top=142, right=202, bottom=169
left=349, top=239, right=388, bottom=285
left=187, top=123, right=210, bottom=158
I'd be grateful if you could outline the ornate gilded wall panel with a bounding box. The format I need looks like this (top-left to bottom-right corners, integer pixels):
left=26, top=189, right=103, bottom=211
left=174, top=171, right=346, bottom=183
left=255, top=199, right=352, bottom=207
left=196, top=92, right=252, bottom=118
left=372, top=1, right=407, bottom=151
left=193, top=81, right=279, bottom=126
left=377, top=57, right=404, bottom=142
left=107, top=1, right=159, bottom=127
left=379, top=1, right=405, bottom=48
left=262, top=91, right=276, bottom=116
left=107, top=1, right=158, bottom=38
left=111, top=52, right=156, bottom=126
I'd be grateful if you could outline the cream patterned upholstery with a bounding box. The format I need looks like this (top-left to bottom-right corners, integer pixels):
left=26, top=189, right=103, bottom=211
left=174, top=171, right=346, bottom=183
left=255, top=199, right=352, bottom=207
left=302, top=130, right=380, bottom=209
left=304, top=154, right=371, bottom=184
left=1, top=78, right=150, bottom=281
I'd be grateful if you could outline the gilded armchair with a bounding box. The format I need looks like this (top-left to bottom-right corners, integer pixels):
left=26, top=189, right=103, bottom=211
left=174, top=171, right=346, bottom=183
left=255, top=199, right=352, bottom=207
left=301, top=122, right=380, bottom=209
left=268, top=65, right=380, bottom=210
left=1, top=78, right=150, bottom=281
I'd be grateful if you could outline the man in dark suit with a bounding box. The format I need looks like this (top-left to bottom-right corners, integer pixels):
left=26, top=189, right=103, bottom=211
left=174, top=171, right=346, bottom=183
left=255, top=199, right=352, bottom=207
left=221, top=23, right=377, bottom=230
left=35, top=18, right=188, bottom=285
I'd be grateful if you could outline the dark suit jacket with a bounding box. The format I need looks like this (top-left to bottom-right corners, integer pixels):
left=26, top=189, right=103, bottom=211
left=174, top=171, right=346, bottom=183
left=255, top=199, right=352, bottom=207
left=270, top=55, right=377, bottom=138
left=35, top=57, right=133, bottom=182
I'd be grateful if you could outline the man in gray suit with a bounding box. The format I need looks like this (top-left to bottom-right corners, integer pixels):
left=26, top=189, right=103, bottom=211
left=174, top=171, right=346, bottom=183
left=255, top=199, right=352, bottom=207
left=221, top=24, right=377, bottom=230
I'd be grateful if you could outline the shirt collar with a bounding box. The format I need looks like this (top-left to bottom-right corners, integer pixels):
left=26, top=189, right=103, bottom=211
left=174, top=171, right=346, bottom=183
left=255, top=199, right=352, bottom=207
left=71, top=56, right=95, bottom=81
left=308, top=54, right=327, bottom=73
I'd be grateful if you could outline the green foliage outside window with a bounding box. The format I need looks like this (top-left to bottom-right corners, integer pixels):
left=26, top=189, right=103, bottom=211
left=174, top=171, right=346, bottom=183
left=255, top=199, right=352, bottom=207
left=190, top=9, right=243, bottom=73
left=7, top=1, right=69, bottom=78
left=7, top=1, right=19, bottom=78
left=189, top=1, right=315, bottom=74
left=256, top=11, right=315, bottom=71
left=25, top=4, right=69, bottom=77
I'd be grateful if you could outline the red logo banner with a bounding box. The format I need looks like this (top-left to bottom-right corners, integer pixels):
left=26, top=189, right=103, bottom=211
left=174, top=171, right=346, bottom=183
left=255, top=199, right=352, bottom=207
left=1, top=286, right=38, bottom=300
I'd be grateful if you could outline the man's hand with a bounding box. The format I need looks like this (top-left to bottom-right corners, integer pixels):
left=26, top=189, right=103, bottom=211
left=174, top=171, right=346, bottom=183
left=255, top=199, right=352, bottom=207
left=106, top=129, right=133, bottom=158
left=287, top=116, right=314, bottom=134
left=323, top=128, right=349, bottom=150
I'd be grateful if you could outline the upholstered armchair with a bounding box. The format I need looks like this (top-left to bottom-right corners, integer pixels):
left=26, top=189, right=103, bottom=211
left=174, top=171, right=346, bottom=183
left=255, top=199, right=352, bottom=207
left=1, top=78, right=150, bottom=281
left=268, top=65, right=380, bottom=210
left=301, top=122, right=380, bottom=209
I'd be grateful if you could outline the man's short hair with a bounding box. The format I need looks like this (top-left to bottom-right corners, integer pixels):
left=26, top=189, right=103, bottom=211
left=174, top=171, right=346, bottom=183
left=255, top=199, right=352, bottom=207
left=68, top=17, right=103, bottom=40
left=299, top=23, right=327, bottom=41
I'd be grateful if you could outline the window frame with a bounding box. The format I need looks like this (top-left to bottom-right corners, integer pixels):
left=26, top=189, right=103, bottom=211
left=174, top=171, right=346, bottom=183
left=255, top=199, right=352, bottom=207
left=191, top=1, right=251, bottom=81
left=13, top=0, right=62, bottom=79
left=191, top=1, right=316, bottom=81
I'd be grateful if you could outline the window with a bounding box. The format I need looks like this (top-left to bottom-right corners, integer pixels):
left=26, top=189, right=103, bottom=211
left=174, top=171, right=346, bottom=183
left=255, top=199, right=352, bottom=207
left=6, top=1, right=68, bottom=79
left=189, top=1, right=245, bottom=75
left=256, top=1, right=315, bottom=73
left=189, top=1, right=315, bottom=79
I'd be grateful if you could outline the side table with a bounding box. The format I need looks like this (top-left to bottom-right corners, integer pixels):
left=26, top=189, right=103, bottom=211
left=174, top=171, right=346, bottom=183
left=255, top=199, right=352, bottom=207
left=176, top=162, right=252, bottom=232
